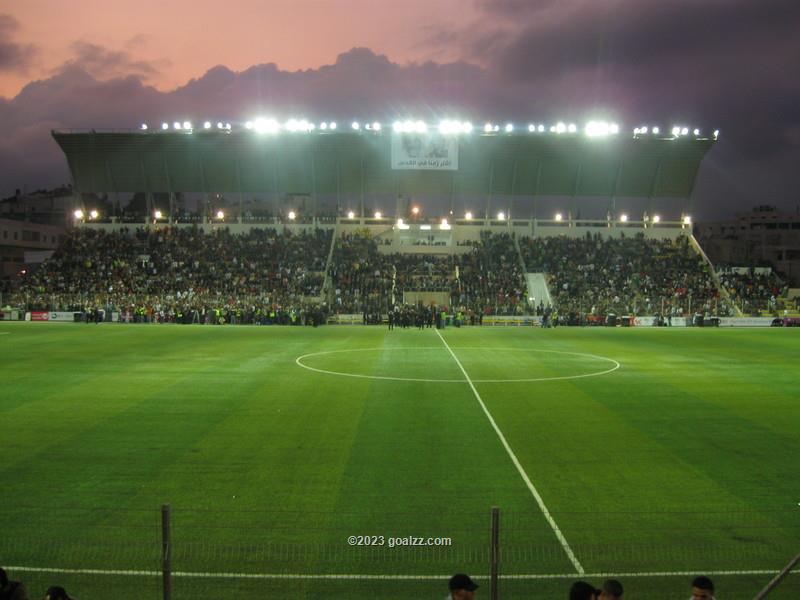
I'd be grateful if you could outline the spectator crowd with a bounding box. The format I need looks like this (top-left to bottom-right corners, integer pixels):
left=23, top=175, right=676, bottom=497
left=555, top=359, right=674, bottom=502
left=520, top=233, right=725, bottom=318
left=12, top=226, right=332, bottom=323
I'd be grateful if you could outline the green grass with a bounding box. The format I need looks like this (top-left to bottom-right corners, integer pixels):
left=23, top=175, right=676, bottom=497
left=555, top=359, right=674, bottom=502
left=1, top=323, right=799, bottom=599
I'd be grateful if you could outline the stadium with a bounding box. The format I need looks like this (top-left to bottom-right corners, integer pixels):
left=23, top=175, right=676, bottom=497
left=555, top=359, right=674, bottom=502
left=1, top=118, right=799, bottom=600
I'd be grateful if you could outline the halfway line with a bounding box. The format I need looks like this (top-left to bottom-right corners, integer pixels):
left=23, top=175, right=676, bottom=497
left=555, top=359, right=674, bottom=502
left=434, top=328, right=585, bottom=575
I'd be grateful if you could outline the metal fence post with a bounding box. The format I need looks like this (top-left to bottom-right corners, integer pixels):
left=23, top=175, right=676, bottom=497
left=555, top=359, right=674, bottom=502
left=490, top=506, right=500, bottom=600
left=753, top=553, right=800, bottom=600
left=161, top=503, right=172, bottom=600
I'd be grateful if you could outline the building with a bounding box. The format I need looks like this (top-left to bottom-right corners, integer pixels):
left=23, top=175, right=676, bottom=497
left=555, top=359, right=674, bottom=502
left=695, top=205, right=800, bottom=285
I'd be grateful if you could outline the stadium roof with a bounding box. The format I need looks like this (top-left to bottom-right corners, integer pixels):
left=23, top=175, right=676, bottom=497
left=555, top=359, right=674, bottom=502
left=52, top=130, right=714, bottom=199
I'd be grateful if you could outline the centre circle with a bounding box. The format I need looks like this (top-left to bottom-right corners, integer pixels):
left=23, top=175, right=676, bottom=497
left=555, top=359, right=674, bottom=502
left=295, top=347, right=620, bottom=383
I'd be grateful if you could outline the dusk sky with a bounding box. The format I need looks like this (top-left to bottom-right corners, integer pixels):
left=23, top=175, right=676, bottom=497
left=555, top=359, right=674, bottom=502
left=1, top=0, right=799, bottom=218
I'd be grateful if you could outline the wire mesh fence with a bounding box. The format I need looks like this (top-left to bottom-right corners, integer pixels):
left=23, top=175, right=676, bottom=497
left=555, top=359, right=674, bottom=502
left=2, top=504, right=798, bottom=599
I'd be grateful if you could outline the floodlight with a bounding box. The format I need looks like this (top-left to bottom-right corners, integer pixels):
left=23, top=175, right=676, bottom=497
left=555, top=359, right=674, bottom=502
left=372, top=122, right=381, bottom=131
left=200, top=121, right=210, bottom=129
left=329, top=122, right=337, bottom=130
left=347, top=210, right=355, bottom=219
left=256, top=118, right=280, bottom=133
left=438, top=120, right=452, bottom=134
left=161, top=122, right=169, bottom=130
left=609, top=123, right=619, bottom=134
left=245, top=121, right=254, bottom=129
left=154, top=210, right=163, bottom=220
left=216, top=210, right=224, bottom=220
left=462, top=122, right=473, bottom=133
left=713, top=129, right=719, bottom=139
left=505, top=123, right=513, bottom=133
left=683, top=215, right=692, bottom=225
left=465, top=211, right=473, bottom=220
left=620, top=213, right=628, bottom=222
left=183, top=121, right=192, bottom=130
left=288, top=210, right=296, bottom=220
left=411, top=206, right=420, bottom=215
left=140, top=123, right=148, bottom=130
left=393, top=121, right=403, bottom=133
left=497, top=211, right=506, bottom=220
left=89, top=209, right=99, bottom=219
left=484, top=123, right=493, bottom=133
left=550, top=125, right=557, bottom=133
left=634, top=127, right=641, bottom=135
left=693, top=128, right=700, bottom=136
left=352, top=121, right=360, bottom=130
left=320, top=122, right=328, bottom=130
left=493, top=125, right=500, bottom=132
left=672, top=126, right=680, bottom=136
left=374, top=211, right=382, bottom=219
left=568, top=123, right=577, bottom=133
left=556, top=122, right=567, bottom=134
left=224, top=123, right=231, bottom=130
left=414, top=120, right=427, bottom=133
left=440, top=218, right=451, bottom=230
left=681, top=127, right=689, bottom=135
left=652, top=126, right=660, bottom=134
left=286, top=119, right=298, bottom=132
left=73, top=209, right=84, bottom=220
left=538, top=124, right=545, bottom=132
left=217, top=122, right=224, bottom=129
left=555, top=212, right=563, bottom=222
left=640, top=126, right=648, bottom=134
left=528, top=124, right=535, bottom=132
left=173, top=122, right=182, bottom=130
left=585, top=121, right=610, bottom=137
left=652, top=215, right=661, bottom=223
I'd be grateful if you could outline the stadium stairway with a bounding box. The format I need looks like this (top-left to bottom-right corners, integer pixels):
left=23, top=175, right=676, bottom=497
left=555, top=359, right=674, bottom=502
left=321, top=227, right=339, bottom=301
left=525, top=273, right=553, bottom=308
left=690, top=234, right=743, bottom=316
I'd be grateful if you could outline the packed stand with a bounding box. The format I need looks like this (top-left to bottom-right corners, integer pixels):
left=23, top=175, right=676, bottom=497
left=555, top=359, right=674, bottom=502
left=13, top=226, right=332, bottom=323
left=329, top=230, right=527, bottom=316
left=451, top=231, right=527, bottom=315
left=717, top=266, right=789, bottom=314
left=520, top=233, right=725, bottom=319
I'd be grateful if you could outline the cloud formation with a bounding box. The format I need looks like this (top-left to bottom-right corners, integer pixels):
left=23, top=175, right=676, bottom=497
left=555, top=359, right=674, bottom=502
left=57, top=40, right=168, bottom=81
left=1, top=0, right=798, bottom=217
left=0, top=14, right=37, bottom=73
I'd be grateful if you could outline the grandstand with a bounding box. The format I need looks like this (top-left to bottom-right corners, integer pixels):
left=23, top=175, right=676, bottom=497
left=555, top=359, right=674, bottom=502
left=8, top=122, right=735, bottom=322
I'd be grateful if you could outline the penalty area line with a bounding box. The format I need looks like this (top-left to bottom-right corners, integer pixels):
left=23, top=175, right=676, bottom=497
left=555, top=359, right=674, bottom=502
left=5, top=565, right=790, bottom=580
left=433, top=328, right=585, bottom=575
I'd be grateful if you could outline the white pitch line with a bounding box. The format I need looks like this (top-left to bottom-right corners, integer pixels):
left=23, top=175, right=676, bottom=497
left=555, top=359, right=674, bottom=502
left=434, top=328, right=585, bottom=575
left=6, top=565, right=792, bottom=580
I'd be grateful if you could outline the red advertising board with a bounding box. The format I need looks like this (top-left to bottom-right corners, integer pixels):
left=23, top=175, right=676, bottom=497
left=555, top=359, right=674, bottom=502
left=30, top=311, right=49, bottom=321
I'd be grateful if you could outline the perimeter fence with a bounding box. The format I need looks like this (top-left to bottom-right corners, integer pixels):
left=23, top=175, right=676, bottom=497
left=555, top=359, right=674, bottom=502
left=2, top=504, right=798, bottom=599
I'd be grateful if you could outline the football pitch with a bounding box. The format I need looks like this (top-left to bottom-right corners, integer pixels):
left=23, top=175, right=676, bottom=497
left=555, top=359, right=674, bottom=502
left=1, top=323, right=798, bottom=599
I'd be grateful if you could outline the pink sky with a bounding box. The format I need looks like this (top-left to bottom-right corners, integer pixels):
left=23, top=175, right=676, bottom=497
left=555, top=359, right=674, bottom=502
left=1, top=0, right=480, bottom=98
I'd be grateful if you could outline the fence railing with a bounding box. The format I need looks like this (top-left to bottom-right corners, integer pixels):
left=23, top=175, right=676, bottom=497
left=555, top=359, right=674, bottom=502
left=2, top=504, right=798, bottom=599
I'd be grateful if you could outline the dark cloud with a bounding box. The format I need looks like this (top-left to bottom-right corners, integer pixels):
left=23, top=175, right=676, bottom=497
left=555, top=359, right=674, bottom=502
left=0, top=32, right=798, bottom=218
left=0, top=14, right=37, bottom=73
left=56, top=41, right=168, bottom=81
